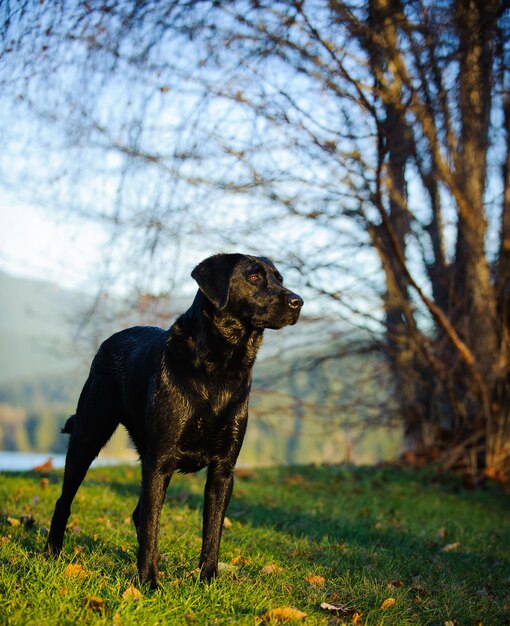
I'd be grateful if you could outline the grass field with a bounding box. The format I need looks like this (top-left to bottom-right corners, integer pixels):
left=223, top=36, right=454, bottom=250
left=0, top=463, right=509, bottom=625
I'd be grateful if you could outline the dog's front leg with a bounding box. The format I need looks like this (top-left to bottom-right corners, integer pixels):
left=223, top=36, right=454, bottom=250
left=199, top=461, right=234, bottom=582
left=137, top=461, right=173, bottom=589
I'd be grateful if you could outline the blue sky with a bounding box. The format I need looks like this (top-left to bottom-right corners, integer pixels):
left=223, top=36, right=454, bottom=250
left=0, top=189, right=108, bottom=292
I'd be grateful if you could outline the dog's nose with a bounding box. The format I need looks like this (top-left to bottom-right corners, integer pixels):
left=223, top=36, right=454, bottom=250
left=288, top=294, right=304, bottom=310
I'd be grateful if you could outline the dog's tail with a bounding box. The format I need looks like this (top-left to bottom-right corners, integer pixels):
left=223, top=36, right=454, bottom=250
left=61, top=414, right=76, bottom=435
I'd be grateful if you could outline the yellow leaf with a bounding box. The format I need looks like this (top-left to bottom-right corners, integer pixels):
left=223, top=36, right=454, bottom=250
left=441, top=542, right=460, bottom=553
left=304, top=575, right=325, bottom=587
left=64, top=563, right=88, bottom=578
left=352, top=611, right=362, bottom=624
left=380, top=597, right=396, bottom=610
left=83, top=595, right=107, bottom=613
left=122, top=584, right=143, bottom=601
left=261, top=607, right=307, bottom=623
left=6, top=517, right=21, bottom=528
left=230, top=554, right=249, bottom=566
left=223, top=516, right=233, bottom=529
left=261, top=564, right=283, bottom=575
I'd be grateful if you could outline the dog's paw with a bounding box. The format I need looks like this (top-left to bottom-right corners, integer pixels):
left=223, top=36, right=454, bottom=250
left=200, top=563, right=218, bottom=583
left=138, top=567, right=160, bottom=591
left=43, top=541, right=62, bottom=558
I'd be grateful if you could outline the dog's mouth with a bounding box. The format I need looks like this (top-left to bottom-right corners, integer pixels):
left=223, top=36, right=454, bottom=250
left=259, top=309, right=302, bottom=330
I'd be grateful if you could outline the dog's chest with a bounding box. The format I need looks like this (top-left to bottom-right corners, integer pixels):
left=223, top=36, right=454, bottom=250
left=174, top=381, right=246, bottom=472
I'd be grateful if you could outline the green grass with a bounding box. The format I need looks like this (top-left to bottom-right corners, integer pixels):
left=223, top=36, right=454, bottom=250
left=0, top=464, right=509, bottom=625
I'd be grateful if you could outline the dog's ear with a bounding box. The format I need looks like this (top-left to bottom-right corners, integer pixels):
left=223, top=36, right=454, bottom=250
left=191, top=254, right=244, bottom=310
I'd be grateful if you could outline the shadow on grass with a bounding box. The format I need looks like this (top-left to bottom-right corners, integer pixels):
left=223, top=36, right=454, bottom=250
left=2, top=464, right=509, bottom=619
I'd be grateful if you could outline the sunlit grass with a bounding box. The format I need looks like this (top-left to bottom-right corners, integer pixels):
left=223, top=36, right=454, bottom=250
left=1, top=464, right=509, bottom=625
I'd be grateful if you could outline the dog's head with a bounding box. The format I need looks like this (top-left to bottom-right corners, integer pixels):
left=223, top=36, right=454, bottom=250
left=191, top=253, right=303, bottom=330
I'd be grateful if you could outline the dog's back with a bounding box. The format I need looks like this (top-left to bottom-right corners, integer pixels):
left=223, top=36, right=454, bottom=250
left=67, top=326, right=167, bottom=445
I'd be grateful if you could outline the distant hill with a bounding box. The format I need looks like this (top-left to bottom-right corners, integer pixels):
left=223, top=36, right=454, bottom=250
left=0, top=272, right=86, bottom=383
left=0, top=271, right=399, bottom=464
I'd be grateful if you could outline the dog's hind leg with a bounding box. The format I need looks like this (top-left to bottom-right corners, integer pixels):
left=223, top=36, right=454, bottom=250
left=44, top=412, right=118, bottom=556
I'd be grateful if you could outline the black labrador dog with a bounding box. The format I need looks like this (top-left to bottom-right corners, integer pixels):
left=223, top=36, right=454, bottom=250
left=44, top=253, right=303, bottom=587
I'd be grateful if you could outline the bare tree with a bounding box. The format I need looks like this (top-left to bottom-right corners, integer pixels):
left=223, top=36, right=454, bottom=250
left=1, top=0, right=509, bottom=480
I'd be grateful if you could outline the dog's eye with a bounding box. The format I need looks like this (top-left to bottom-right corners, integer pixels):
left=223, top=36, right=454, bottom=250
left=247, top=274, right=261, bottom=283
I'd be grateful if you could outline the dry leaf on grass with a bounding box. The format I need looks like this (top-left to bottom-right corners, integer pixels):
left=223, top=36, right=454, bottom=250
left=83, top=595, right=107, bottom=613
left=230, top=554, right=250, bottom=566
left=283, top=474, right=305, bottom=485
left=387, top=579, right=403, bottom=589
left=32, top=458, right=54, bottom=472
left=441, top=542, right=460, bottom=553
left=64, top=563, right=89, bottom=578
left=380, top=597, right=396, bottom=610
left=320, top=602, right=364, bottom=623
left=261, top=564, right=283, bottom=575
left=261, top=607, right=307, bottom=623
left=304, top=575, right=325, bottom=587
left=223, top=517, right=233, bottom=529
left=122, top=584, right=143, bottom=601
left=6, top=517, right=20, bottom=528
left=320, top=601, right=351, bottom=615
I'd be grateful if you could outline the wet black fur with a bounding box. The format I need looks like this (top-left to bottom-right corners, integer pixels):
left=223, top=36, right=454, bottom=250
left=44, top=253, right=303, bottom=587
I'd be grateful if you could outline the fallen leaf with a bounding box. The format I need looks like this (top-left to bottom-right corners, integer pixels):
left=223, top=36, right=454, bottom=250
left=380, top=597, right=396, bottom=610
left=352, top=611, right=362, bottom=624
left=73, top=545, right=84, bottom=556
left=59, top=586, right=68, bottom=596
left=6, top=517, right=21, bottom=528
left=441, top=542, right=460, bottom=553
left=437, top=527, right=447, bottom=538
left=40, top=477, right=49, bottom=489
left=284, top=474, right=305, bottom=485
left=387, top=579, right=403, bottom=589
left=261, top=564, right=283, bottom=575
left=122, top=584, right=143, bottom=601
left=64, top=563, right=88, bottom=578
left=320, top=602, right=351, bottom=614
left=235, top=468, right=258, bottom=479
left=32, top=458, right=54, bottom=472
left=261, top=607, right=307, bottom=623
left=304, top=575, right=325, bottom=587
left=230, top=554, right=249, bottom=566
left=223, top=517, right=233, bottom=529
left=83, top=595, right=107, bottom=613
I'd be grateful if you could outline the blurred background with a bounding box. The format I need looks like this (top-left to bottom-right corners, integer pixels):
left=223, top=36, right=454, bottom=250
left=0, top=1, right=509, bottom=480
